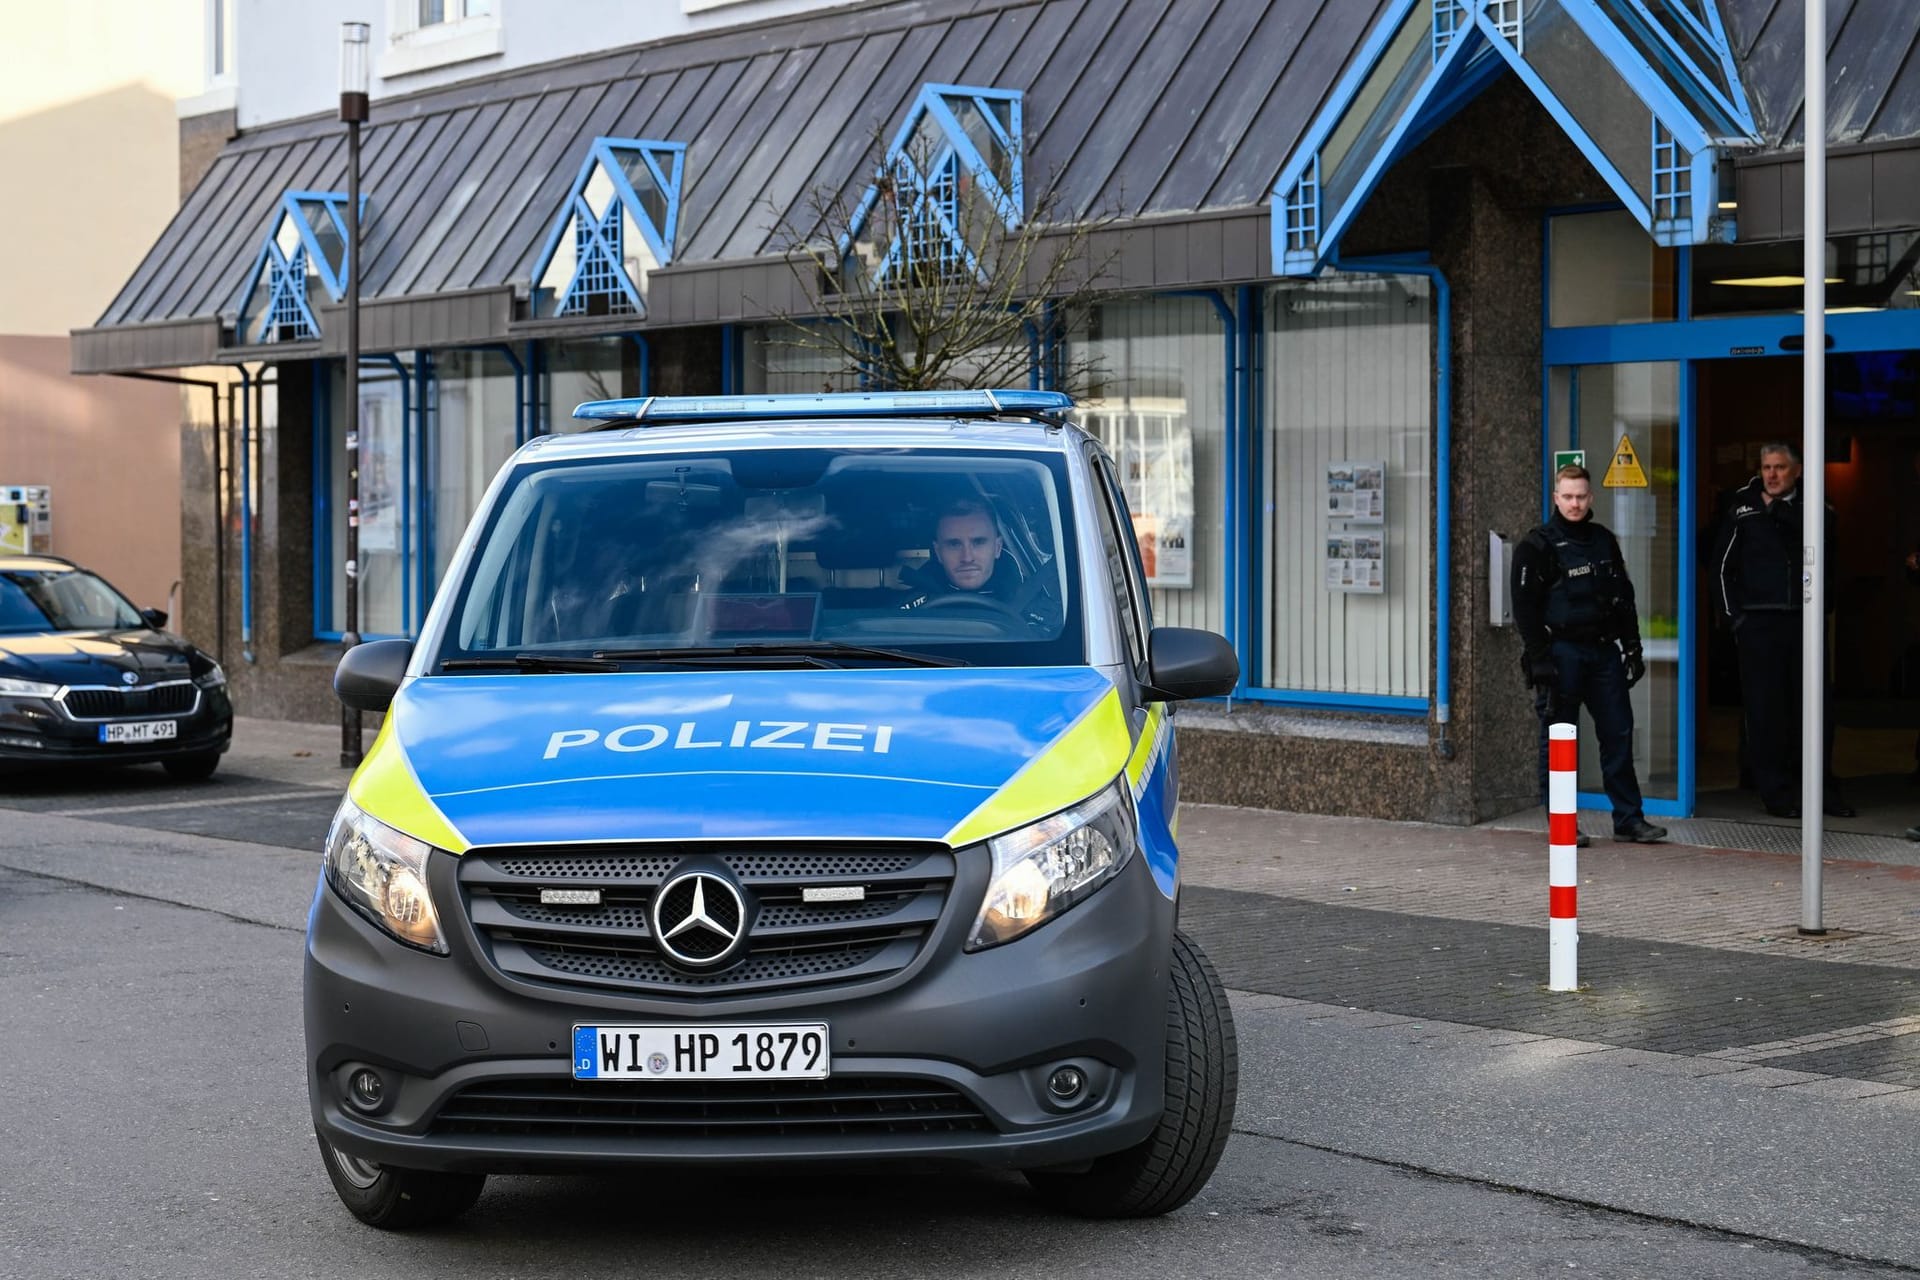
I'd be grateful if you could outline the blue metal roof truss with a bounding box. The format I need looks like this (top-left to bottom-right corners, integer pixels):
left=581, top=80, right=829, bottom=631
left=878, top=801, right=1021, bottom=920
left=1271, top=0, right=1762, bottom=276
left=843, top=84, right=1025, bottom=287
left=529, top=137, right=687, bottom=319
left=234, top=190, right=359, bottom=344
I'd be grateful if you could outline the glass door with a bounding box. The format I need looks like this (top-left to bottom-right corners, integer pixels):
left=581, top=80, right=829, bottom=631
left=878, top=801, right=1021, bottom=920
left=1546, top=362, right=1686, bottom=814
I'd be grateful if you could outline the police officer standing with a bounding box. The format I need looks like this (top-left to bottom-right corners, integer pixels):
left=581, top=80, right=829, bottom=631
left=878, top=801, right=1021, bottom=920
left=1710, top=442, right=1852, bottom=819
left=1512, top=464, right=1667, bottom=845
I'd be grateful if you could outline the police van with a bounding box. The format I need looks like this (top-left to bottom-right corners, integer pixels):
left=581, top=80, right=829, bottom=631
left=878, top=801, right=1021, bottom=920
left=307, top=390, right=1241, bottom=1228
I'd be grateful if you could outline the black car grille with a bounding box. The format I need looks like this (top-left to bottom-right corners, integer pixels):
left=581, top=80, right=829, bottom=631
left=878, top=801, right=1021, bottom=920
left=63, top=683, right=196, bottom=719
left=429, top=1077, right=993, bottom=1140
left=458, top=844, right=956, bottom=997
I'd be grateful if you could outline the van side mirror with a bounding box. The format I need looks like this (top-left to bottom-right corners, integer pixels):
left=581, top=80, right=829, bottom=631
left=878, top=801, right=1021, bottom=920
left=140, top=608, right=168, bottom=630
left=1141, top=627, right=1239, bottom=701
left=335, top=639, right=413, bottom=712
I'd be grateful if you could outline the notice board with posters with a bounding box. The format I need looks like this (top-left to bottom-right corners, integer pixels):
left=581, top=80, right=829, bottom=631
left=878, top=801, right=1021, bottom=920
left=1324, top=461, right=1384, bottom=594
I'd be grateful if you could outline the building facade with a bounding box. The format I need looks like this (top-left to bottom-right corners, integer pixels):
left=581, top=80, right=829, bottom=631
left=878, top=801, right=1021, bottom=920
left=79, top=0, right=1920, bottom=824
left=0, top=0, right=204, bottom=613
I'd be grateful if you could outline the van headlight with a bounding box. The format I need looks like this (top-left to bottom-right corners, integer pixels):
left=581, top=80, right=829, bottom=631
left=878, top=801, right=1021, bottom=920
left=323, top=796, right=448, bottom=954
left=967, top=779, right=1137, bottom=951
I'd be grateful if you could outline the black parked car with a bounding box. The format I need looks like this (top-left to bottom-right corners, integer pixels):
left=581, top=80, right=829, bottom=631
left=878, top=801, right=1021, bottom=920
left=0, top=555, right=232, bottom=779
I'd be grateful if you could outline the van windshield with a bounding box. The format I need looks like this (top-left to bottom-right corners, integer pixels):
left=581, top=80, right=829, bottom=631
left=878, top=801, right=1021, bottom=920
left=437, top=447, right=1082, bottom=669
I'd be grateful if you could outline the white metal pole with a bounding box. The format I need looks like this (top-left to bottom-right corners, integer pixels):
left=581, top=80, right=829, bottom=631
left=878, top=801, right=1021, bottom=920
left=1548, top=722, right=1579, bottom=991
left=1801, top=0, right=1827, bottom=934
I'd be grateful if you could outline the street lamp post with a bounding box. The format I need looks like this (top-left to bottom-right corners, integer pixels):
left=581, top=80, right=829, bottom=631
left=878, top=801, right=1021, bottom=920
left=339, top=22, right=369, bottom=769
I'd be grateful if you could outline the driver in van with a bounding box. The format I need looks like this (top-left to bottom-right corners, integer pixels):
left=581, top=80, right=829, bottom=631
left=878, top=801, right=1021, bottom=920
left=900, top=498, right=1059, bottom=630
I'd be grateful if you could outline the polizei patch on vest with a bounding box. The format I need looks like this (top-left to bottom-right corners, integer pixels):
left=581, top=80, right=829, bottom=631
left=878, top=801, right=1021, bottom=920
left=543, top=721, right=896, bottom=758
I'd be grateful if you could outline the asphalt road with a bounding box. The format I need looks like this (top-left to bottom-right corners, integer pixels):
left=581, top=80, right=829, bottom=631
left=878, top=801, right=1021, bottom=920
left=1, top=761, right=1914, bottom=1278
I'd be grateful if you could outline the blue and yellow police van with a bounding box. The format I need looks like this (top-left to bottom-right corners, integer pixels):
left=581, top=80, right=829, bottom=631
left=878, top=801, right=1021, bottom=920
left=306, top=390, right=1241, bottom=1227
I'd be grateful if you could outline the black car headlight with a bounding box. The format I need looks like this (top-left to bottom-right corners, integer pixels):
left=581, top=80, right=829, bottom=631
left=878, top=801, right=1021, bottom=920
left=0, top=677, right=61, bottom=699
left=323, top=796, right=448, bottom=953
left=193, top=662, right=227, bottom=689
left=966, top=779, right=1138, bottom=951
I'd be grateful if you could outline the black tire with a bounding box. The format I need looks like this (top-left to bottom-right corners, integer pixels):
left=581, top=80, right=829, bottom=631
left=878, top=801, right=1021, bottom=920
left=316, top=1133, right=485, bottom=1230
left=161, top=750, right=221, bottom=781
left=1026, top=930, right=1238, bottom=1218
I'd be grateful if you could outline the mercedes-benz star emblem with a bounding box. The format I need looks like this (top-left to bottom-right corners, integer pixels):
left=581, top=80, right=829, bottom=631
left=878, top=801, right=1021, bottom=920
left=650, top=870, right=747, bottom=968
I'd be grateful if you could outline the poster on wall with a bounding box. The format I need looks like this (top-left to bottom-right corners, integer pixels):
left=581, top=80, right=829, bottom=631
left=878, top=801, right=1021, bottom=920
left=1322, top=534, right=1384, bottom=594
left=1116, top=414, right=1195, bottom=589
left=1325, top=461, right=1386, bottom=594
left=1326, top=461, right=1385, bottom=523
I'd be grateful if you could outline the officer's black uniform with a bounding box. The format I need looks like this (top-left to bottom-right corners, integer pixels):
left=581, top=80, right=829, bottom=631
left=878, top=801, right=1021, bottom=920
left=898, top=558, right=1062, bottom=631
left=1710, top=475, right=1846, bottom=817
left=1511, top=509, right=1663, bottom=841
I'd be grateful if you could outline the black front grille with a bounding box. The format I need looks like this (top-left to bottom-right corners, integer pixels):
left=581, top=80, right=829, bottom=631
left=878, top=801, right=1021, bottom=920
left=64, top=683, right=196, bottom=719
left=430, top=1076, right=993, bottom=1140
left=459, top=844, right=956, bottom=997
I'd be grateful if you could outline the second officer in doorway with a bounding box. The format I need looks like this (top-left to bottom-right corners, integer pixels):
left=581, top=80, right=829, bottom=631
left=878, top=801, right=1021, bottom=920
left=1512, top=463, right=1668, bottom=845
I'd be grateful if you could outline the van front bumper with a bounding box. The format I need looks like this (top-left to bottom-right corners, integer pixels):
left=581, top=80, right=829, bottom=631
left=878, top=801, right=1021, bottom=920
left=304, top=848, right=1175, bottom=1175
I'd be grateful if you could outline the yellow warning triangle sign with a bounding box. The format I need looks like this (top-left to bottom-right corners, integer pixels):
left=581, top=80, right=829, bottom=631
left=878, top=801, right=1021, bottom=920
left=1603, top=433, right=1648, bottom=488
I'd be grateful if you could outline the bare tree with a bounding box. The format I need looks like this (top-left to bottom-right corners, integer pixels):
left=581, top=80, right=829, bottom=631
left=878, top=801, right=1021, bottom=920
left=764, top=125, right=1117, bottom=395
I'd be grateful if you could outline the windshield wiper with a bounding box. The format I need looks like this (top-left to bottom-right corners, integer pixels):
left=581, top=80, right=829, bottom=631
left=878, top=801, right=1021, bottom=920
left=439, top=654, right=622, bottom=673
left=594, top=642, right=967, bottom=669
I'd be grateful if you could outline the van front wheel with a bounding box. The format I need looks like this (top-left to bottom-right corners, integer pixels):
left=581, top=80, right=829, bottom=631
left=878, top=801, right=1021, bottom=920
left=316, top=1133, right=485, bottom=1229
left=1025, top=930, right=1239, bottom=1217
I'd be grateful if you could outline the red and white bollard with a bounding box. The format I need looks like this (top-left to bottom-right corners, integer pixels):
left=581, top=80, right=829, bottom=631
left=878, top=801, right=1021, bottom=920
left=1547, top=721, right=1579, bottom=991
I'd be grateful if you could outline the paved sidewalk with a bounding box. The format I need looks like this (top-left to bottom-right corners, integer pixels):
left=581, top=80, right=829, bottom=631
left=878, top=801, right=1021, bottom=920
left=1175, top=803, right=1920, bottom=1091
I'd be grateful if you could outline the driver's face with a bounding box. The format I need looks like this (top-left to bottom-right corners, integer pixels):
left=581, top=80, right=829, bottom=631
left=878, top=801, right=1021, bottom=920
left=933, top=513, right=1001, bottom=591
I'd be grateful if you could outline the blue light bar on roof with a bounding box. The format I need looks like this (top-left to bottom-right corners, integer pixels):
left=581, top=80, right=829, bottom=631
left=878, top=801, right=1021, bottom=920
left=571, top=389, right=1075, bottom=424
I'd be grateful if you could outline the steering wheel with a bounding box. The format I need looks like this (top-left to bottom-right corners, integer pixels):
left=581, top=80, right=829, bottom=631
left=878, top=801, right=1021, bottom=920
left=914, top=594, right=1030, bottom=628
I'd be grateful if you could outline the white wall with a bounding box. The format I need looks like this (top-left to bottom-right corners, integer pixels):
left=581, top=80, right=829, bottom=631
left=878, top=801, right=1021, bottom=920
left=231, top=0, right=863, bottom=129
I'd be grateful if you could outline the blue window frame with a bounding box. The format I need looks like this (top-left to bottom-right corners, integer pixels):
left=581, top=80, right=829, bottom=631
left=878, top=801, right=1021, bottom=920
left=843, top=84, right=1024, bottom=286
left=235, top=191, right=360, bottom=345
left=530, top=138, right=686, bottom=319
left=1271, top=0, right=1760, bottom=277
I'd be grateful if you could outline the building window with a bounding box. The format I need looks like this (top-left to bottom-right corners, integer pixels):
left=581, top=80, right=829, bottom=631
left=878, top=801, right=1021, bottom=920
left=318, top=349, right=527, bottom=638
left=235, top=193, right=353, bottom=347
left=325, top=359, right=413, bottom=638
left=845, top=84, right=1023, bottom=289
left=1690, top=230, right=1920, bottom=319
left=1549, top=210, right=1677, bottom=327
left=1261, top=273, right=1432, bottom=701
left=531, top=139, right=686, bottom=320
left=210, top=0, right=235, bottom=82
left=380, top=0, right=503, bottom=78
left=743, top=324, right=862, bottom=394
left=541, top=337, right=640, bottom=434
left=417, top=0, right=492, bottom=24
left=1070, top=298, right=1228, bottom=638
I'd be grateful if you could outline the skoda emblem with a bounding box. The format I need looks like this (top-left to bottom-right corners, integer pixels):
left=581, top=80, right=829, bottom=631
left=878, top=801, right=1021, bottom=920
left=121, top=671, right=138, bottom=686
left=650, top=869, right=747, bottom=968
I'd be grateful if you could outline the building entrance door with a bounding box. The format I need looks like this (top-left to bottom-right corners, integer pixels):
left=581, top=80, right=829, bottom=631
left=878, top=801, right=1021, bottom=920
left=1546, top=362, right=1686, bottom=815
left=1694, top=352, right=1920, bottom=825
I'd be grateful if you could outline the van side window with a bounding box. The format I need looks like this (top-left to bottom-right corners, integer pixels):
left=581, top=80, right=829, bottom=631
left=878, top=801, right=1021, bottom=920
left=1090, top=455, right=1150, bottom=671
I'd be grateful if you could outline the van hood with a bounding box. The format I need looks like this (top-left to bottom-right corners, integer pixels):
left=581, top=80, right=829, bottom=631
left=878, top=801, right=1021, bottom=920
left=349, top=667, right=1131, bottom=851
